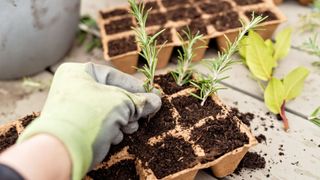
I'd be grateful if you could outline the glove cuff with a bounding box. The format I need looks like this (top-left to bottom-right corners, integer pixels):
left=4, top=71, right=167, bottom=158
left=17, top=118, right=92, bottom=180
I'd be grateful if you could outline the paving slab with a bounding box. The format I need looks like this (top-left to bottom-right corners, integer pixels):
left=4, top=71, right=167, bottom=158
left=275, top=1, right=320, bottom=48
left=0, top=72, right=52, bottom=125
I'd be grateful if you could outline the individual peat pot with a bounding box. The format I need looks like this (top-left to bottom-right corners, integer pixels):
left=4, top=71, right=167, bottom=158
left=110, top=53, right=139, bottom=74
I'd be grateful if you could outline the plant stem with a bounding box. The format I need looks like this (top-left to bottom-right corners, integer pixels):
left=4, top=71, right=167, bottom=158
left=280, top=100, right=289, bottom=132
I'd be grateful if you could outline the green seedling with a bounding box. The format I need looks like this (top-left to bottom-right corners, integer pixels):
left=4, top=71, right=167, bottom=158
left=299, top=33, right=320, bottom=67
left=308, top=106, right=320, bottom=127
left=190, top=15, right=266, bottom=106
left=171, top=29, right=204, bottom=86
left=239, top=28, right=310, bottom=131
left=129, top=0, right=165, bottom=92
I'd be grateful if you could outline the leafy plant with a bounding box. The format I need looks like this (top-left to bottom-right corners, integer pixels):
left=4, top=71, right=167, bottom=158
left=77, top=15, right=102, bottom=52
left=190, top=15, right=266, bottom=106
left=171, top=29, right=204, bottom=86
left=239, top=28, right=310, bottom=131
left=308, top=106, right=320, bottom=127
left=129, top=0, right=165, bottom=92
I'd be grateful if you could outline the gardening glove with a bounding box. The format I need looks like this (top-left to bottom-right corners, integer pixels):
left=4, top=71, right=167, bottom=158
left=17, top=62, right=161, bottom=180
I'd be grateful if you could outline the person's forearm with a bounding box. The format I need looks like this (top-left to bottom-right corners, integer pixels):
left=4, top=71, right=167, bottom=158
left=0, top=134, right=71, bottom=180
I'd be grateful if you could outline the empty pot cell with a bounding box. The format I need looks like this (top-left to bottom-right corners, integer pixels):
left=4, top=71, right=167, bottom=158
left=146, top=12, right=167, bottom=27
left=233, top=0, right=263, bottom=6
left=0, top=127, right=19, bottom=152
left=87, top=160, right=139, bottom=180
left=162, top=0, right=190, bottom=8
left=100, top=9, right=129, bottom=19
left=245, top=10, right=278, bottom=22
left=198, top=1, right=232, bottom=15
left=104, top=17, right=134, bottom=35
left=190, top=116, right=249, bottom=162
left=168, top=7, right=201, bottom=22
left=177, top=18, right=208, bottom=40
left=171, top=95, right=222, bottom=128
left=108, top=36, right=137, bottom=57
left=210, top=11, right=242, bottom=31
left=154, top=73, right=191, bottom=95
left=134, top=136, right=197, bottom=179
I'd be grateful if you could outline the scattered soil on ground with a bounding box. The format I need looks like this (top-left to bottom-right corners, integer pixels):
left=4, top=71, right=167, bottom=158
left=234, top=152, right=266, bottom=174
left=87, top=160, right=139, bottom=180
left=230, top=107, right=254, bottom=127
left=108, top=35, right=137, bottom=57
left=255, top=134, right=267, bottom=143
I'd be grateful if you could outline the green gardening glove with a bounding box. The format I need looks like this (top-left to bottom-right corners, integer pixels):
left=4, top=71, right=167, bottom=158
left=17, top=63, right=161, bottom=180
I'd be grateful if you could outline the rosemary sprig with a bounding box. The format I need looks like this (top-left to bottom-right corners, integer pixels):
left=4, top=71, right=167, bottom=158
left=191, top=15, right=266, bottom=106
left=171, top=29, right=204, bottom=86
left=129, top=0, right=165, bottom=92
left=298, top=0, right=320, bottom=33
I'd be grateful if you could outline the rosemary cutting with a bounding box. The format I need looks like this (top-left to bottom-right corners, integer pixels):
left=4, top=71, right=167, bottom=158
left=171, top=29, right=204, bottom=86
left=129, top=0, right=165, bottom=92
left=191, top=15, right=266, bottom=106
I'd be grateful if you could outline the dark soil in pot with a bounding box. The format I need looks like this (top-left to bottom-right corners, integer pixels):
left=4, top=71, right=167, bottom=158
left=245, top=10, right=278, bottom=22
left=104, top=17, right=134, bottom=35
left=162, top=0, right=191, bottom=8
left=140, top=1, right=159, bottom=11
left=177, top=18, right=209, bottom=40
left=155, top=28, right=173, bottom=44
left=146, top=12, right=167, bottom=27
left=87, top=159, right=139, bottom=180
left=100, top=9, right=129, bottom=20
left=0, top=127, right=18, bottom=152
left=210, top=11, right=242, bottom=31
left=233, top=0, right=263, bottom=6
left=108, top=35, right=137, bottom=57
left=198, top=1, right=233, bottom=15
left=171, top=95, right=223, bottom=128
left=168, top=7, right=201, bottom=21
left=154, top=73, right=191, bottom=95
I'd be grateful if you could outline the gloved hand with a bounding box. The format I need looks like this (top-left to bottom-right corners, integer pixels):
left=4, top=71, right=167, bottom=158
left=17, top=63, right=161, bottom=180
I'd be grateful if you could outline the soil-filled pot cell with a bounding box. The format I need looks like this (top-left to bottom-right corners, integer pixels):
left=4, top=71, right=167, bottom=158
left=210, top=11, right=242, bottom=31
left=168, top=7, right=201, bottom=22
left=245, top=10, right=278, bottom=22
left=162, top=0, right=190, bottom=8
left=233, top=0, right=263, bottom=6
left=198, top=1, right=232, bottom=15
left=146, top=12, right=167, bottom=27
left=104, top=17, right=134, bottom=35
left=142, top=1, right=159, bottom=10
left=0, top=127, right=19, bottom=152
left=154, top=73, right=191, bottom=95
left=100, top=9, right=129, bottom=20
left=108, top=36, right=137, bottom=57
left=137, top=98, right=177, bottom=138
left=136, top=136, right=197, bottom=179
left=156, top=28, right=173, bottom=44
left=87, top=160, right=139, bottom=180
left=177, top=18, right=208, bottom=40
left=171, top=95, right=223, bottom=128
left=191, top=116, right=249, bottom=161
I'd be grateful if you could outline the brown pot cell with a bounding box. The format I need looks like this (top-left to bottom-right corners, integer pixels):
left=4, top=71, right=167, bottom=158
left=299, top=0, right=313, bottom=5
left=161, top=0, right=191, bottom=8
left=273, top=0, right=283, bottom=5
left=210, top=11, right=242, bottom=32
left=244, top=10, right=278, bottom=23
left=104, top=17, right=134, bottom=35
left=232, top=0, right=264, bottom=6
left=107, top=35, right=138, bottom=57
left=146, top=12, right=168, bottom=27
left=198, top=1, right=233, bottom=15
left=157, top=46, right=174, bottom=69
left=110, top=53, right=139, bottom=74
left=99, top=9, right=129, bottom=20
left=168, top=7, right=201, bottom=22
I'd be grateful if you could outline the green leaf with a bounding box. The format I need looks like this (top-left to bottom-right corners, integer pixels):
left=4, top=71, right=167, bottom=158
left=265, top=39, right=275, bottom=57
left=283, top=66, right=309, bottom=100
left=264, top=77, right=285, bottom=114
left=239, top=36, right=248, bottom=59
left=246, top=31, right=274, bottom=81
left=273, top=27, right=292, bottom=61
left=309, top=106, right=320, bottom=127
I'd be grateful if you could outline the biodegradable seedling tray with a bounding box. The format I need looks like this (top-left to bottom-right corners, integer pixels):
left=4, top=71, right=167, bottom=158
left=0, top=74, right=257, bottom=180
left=98, top=0, right=286, bottom=74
